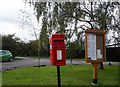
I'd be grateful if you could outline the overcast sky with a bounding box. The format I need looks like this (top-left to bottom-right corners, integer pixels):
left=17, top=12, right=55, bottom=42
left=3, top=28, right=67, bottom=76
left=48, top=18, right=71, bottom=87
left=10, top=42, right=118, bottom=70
left=0, top=0, right=119, bottom=44
left=0, top=0, right=38, bottom=42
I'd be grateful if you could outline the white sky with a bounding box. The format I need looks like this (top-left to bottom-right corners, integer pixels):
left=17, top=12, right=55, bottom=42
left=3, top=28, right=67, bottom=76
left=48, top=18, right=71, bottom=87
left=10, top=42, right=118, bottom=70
left=0, top=0, right=38, bottom=42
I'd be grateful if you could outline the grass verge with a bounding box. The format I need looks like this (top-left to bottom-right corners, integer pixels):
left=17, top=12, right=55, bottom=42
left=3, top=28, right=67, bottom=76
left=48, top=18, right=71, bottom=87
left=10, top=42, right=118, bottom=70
left=2, top=65, right=119, bottom=86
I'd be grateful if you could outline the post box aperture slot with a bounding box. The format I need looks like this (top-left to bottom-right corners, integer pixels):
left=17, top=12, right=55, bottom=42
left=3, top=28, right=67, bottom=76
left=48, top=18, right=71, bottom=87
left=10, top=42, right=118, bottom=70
left=53, top=46, right=65, bottom=48
left=53, top=40, right=64, bottom=42
left=53, top=38, right=64, bottom=41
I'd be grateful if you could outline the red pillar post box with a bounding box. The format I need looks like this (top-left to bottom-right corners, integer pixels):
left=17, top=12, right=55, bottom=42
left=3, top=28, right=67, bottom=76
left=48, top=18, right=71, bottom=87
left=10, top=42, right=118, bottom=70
left=50, top=34, right=66, bottom=66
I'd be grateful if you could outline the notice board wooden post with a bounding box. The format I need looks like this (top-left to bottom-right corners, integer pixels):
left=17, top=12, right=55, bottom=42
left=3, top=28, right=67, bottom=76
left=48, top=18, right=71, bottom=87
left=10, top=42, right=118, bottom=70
left=92, top=63, right=99, bottom=84
left=85, top=29, right=106, bottom=85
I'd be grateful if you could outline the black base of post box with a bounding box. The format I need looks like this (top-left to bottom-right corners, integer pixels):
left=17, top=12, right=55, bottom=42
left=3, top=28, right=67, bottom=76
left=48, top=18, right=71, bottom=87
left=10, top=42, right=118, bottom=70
left=92, top=79, right=97, bottom=84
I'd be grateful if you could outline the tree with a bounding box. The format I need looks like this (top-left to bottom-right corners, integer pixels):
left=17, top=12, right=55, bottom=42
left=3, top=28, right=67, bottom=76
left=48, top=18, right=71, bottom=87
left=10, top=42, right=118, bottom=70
left=33, top=2, right=119, bottom=44
left=2, top=34, right=20, bottom=57
left=39, top=16, right=49, bottom=56
left=1, top=34, right=41, bottom=57
left=26, top=1, right=119, bottom=66
left=0, top=35, right=2, bottom=50
left=19, top=8, right=42, bottom=67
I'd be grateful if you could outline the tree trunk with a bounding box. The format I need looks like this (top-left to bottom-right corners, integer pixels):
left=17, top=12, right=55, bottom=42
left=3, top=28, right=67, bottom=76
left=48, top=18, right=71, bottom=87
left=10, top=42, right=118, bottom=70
left=70, top=58, right=72, bottom=65
left=38, top=49, right=40, bottom=68
left=99, top=62, right=104, bottom=69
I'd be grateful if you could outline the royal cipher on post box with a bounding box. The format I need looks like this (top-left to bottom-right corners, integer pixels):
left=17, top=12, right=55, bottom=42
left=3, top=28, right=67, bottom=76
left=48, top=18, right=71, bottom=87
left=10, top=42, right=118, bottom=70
left=50, top=34, right=66, bottom=66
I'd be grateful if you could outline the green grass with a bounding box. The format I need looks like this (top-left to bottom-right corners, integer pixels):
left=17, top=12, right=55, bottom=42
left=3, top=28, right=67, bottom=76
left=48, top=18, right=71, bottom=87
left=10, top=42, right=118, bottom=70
left=2, top=65, right=119, bottom=86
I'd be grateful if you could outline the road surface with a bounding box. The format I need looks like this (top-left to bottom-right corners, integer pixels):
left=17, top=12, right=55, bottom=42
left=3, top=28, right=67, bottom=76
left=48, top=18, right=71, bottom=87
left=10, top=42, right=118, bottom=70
left=0, top=57, right=119, bottom=72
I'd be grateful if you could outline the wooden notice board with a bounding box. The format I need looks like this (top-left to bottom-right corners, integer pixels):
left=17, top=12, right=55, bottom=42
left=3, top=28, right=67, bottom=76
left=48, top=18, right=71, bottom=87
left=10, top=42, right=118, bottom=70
left=85, top=29, right=106, bottom=63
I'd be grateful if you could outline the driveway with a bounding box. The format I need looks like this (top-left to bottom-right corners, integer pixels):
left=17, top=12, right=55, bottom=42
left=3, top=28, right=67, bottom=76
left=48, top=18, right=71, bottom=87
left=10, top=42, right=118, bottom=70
left=0, top=57, right=119, bottom=72
left=0, top=57, right=51, bottom=72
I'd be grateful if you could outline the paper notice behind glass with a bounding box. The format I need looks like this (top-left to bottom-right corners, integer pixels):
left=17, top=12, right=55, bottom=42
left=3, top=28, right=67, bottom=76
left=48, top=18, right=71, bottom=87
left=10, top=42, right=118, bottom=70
left=57, top=50, right=62, bottom=60
left=87, top=34, right=96, bottom=60
left=97, top=49, right=102, bottom=59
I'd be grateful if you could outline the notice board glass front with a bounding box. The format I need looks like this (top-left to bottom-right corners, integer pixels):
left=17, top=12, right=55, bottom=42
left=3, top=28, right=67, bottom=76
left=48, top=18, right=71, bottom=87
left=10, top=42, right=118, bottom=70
left=85, top=29, right=106, bottom=63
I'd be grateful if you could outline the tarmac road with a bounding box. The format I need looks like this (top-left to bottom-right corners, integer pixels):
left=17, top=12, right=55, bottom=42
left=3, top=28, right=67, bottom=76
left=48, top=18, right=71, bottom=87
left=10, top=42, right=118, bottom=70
left=0, top=57, right=119, bottom=72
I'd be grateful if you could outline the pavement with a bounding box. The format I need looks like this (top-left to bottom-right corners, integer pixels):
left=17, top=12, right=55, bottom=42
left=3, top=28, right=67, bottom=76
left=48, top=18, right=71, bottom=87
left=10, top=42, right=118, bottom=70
left=0, top=57, right=119, bottom=72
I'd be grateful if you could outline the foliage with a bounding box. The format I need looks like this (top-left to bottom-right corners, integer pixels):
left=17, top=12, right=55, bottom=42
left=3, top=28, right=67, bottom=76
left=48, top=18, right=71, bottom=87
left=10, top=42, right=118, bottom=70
left=39, top=16, right=49, bottom=56
left=19, top=4, right=50, bottom=67
left=66, top=39, right=84, bottom=58
left=25, top=1, right=120, bottom=58
left=33, top=2, right=119, bottom=39
left=1, top=34, right=49, bottom=57
left=2, top=34, right=20, bottom=57
left=18, top=1, right=120, bottom=59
